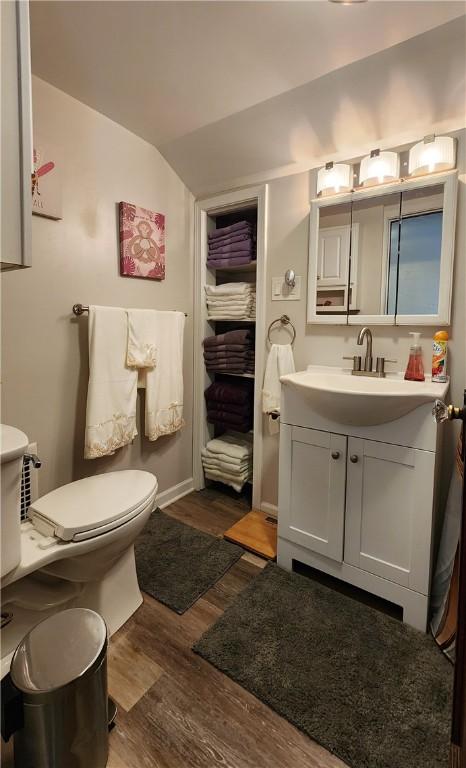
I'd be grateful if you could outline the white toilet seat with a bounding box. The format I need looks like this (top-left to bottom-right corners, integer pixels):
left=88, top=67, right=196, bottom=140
left=29, top=470, right=157, bottom=542
left=2, top=470, right=157, bottom=589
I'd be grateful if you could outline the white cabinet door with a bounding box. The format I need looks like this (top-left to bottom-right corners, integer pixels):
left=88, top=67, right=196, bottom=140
left=317, top=225, right=350, bottom=286
left=344, top=438, right=435, bottom=593
left=1, top=1, right=32, bottom=270
left=278, top=425, right=347, bottom=561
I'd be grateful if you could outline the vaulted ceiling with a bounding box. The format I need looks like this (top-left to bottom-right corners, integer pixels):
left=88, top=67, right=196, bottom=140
left=30, top=1, right=466, bottom=193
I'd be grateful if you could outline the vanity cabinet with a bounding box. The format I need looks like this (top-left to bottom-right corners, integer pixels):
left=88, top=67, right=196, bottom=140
left=344, top=438, right=435, bottom=592
left=281, top=427, right=346, bottom=561
left=278, top=384, right=444, bottom=631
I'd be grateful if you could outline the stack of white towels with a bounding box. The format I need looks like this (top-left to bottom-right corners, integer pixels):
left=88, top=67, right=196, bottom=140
left=201, top=433, right=253, bottom=492
left=205, top=282, right=256, bottom=320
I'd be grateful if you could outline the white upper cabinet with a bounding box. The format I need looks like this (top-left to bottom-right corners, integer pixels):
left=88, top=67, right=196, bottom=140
left=307, top=171, right=458, bottom=326
left=1, top=1, right=32, bottom=270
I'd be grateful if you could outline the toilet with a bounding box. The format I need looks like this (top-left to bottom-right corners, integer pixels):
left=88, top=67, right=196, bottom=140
left=1, top=424, right=157, bottom=678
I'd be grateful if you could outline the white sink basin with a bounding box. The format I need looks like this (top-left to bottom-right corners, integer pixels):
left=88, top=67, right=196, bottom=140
left=280, top=365, right=449, bottom=426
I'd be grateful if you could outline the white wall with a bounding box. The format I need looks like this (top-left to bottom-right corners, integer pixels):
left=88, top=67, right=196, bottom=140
left=261, top=129, right=466, bottom=510
left=1, top=77, right=194, bottom=499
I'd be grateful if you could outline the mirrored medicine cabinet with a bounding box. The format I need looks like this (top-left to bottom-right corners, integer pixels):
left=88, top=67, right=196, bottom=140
left=307, top=170, right=458, bottom=326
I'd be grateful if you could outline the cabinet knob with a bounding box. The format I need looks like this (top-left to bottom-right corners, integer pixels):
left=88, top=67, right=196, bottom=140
left=350, top=454, right=359, bottom=464
left=331, top=451, right=340, bottom=460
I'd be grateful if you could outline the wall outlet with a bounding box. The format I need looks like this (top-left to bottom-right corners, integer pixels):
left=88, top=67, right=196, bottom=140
left=271, top=276, right=301, bottom=301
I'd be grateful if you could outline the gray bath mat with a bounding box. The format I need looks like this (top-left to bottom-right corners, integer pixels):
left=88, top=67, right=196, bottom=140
left=135, top=510, right=243, bottom=614
left=193, top=562, right=452, bottom=768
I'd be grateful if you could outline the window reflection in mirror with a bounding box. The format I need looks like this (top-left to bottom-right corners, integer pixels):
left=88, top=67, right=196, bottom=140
left=387, top=185, right=444, bottom=316
left=315, top=202, right=352, bottom=318
left=349, top=192, right=401, bottom=318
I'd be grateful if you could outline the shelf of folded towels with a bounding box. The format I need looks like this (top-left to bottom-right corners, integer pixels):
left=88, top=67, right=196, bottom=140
left=205, top=282, right=256, bottom=321
left=207, top=220, right=256, bottom=270
left=202, top=433, right=253, bottom=493
left=203, top=328, right=255, bottom=376
left=204, top=380, right=253, bottom=433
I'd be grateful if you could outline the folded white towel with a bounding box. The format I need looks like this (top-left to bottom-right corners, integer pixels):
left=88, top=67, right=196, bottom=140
left=202, top=447, right=251, bottom=467
left=205, top=434, right=252, bottom=460
left=262, top=343, right=295, bottom=435
left=85, top=306, right=138, bottom=459
left=202, top=461, right=251, bottom=479
left=143, top=311, right=186, bottom=441
left=201, top=453, right=251, bottom=473
left=204, top=468, right=250, bottom=493
left=206, top=298, right=252, bottom=307
left=207, top=305, right=252, bottom=312
left=207, top=313, right=251, bottom=320
left=205, top=282, right=255, bottom=297
left=126, top=309, right=157, bottom=369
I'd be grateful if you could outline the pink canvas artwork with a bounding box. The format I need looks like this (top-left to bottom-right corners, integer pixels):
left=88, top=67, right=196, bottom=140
left=119, top=202, right=165, bottom=280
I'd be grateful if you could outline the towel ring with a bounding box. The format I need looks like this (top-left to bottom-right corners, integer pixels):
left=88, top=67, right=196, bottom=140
left=267, top=315, right=296, bottom=346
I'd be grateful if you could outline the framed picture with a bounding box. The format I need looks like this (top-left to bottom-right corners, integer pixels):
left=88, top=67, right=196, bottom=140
left=119, top=201, right=165, bottom=280
left=31, top=139, right=63, bottom=220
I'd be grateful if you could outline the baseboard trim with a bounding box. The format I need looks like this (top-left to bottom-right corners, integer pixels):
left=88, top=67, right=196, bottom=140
left=157, top=478, right=194, bottom=510
left=260, top=501, right=278, bottom=519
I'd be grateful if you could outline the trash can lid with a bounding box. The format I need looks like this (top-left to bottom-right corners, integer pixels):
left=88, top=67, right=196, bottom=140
left=11, top=608, right=107, bottom=694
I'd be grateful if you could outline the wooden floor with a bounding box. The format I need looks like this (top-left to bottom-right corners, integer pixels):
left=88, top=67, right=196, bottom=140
left=2, top=489, right=346, bottom=768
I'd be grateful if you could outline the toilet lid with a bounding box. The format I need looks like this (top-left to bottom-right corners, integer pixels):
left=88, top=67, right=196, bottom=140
left=29, top=470, right=157, bottom=541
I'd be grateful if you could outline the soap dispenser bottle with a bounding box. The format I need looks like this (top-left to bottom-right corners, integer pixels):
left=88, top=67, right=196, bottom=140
left=404, top=332, right=425, bottom=382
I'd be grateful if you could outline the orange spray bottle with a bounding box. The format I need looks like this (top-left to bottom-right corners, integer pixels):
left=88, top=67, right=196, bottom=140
left=432, top=331, right=448, bottom=383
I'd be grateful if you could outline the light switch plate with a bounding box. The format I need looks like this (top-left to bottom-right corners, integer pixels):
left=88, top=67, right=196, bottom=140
left=271, top=276, right=301, bottom=301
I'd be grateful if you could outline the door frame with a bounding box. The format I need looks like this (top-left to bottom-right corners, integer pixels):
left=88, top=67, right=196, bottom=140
left=450, top=390, right=466, bottom=767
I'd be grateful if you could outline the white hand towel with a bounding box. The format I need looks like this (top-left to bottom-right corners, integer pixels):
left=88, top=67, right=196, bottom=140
left=85, top=306, right=138, bottom=459
left=126, top=309, right=157, bottom=369
left=262, top=344, right=295, bottom=435
left=144, top=311, right=186, bottom=441
left=205, top=282, right=254, bottom=297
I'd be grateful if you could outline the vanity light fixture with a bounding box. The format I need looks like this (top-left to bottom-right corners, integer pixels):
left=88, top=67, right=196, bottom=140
left=359, top=149, right=400, bottom=187
left=408, top=135, right=456, bottom=177
left=316, top=162, right=352, bottom=196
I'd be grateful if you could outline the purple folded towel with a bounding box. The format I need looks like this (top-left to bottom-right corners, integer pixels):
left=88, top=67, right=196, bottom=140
left=208, top=221, right=251, bottom=240
left=202, top=343, right=251, bottom=353
left=204, top=381, right=252, bottom=405
left=204, top=350, right=250, bottom=359
left=205, top=401, right=252, bottom=415
left=206, top=232, right=252, bottom=248
left=207, top=256, right=252, bottom=269
left=203, top=330, right=252, bottom=347
left=207, top=412, right=252, bottom=430
left=209, top=241, right=254, bottom=256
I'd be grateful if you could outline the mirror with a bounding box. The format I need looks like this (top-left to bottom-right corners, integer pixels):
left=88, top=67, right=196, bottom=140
left=314, top=201, right=351, bottom=321
left=393, top=184, right=444, bottom=317
left=308, top=172, right=457, bottom=325
left=348, top=191, right=401, bottom=322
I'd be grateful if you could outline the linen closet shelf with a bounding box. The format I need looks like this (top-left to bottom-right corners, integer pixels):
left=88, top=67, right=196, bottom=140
left=194, top=183, right=267, bottom=513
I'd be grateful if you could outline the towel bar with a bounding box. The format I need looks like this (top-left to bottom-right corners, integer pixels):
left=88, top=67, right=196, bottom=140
left=72, top=304, right=187, bottom=317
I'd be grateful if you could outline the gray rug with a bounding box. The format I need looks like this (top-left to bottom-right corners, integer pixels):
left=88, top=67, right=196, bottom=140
left=135, top=510, right=243, bottom=614
left=193, top=563, right=452, bottom=768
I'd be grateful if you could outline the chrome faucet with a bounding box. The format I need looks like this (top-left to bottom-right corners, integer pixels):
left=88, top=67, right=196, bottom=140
left=343, top=326, right=397, bottom=378
left=357, top=326, right=373, bottom=372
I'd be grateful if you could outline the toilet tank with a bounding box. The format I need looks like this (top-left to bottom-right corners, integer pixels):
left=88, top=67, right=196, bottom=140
left=1, top=425, right=28, bottom=577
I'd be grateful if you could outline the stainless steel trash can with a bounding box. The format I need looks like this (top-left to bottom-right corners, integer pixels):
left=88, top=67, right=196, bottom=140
left=10, top=608, right=109, bottom=768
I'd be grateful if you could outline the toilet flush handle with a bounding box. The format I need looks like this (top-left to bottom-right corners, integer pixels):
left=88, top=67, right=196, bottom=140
left=24, top=453, right=41, bottom=469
